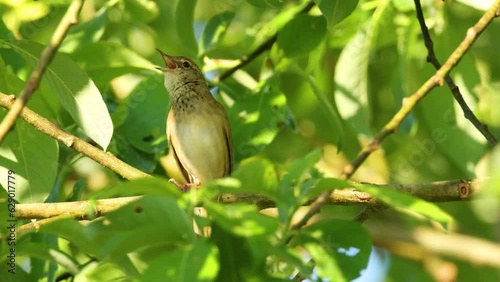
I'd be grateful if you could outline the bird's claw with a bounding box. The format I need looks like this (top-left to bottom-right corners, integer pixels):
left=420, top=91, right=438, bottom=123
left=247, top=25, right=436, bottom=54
left=168, top=178, right=198, bottom=192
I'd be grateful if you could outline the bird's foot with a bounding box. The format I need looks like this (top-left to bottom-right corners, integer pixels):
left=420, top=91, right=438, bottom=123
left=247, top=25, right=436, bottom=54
left=168, top=178, right=199, bottom=192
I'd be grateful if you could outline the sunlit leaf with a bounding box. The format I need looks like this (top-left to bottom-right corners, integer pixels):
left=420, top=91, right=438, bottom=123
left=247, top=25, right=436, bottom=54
left=356, top=184, right=453, bottom=226
left=70, top=41, right=156, bottom=89
left=60, top=8, right=107, bottom=53
left=247, top=0, right=284, bottom=9
left=40, top=195, right=194, bottom=259
left=199, top=11, right=234, bottom=55
left=230, top=157, right=278, bottom=198
left=114, top=74, right=168, bottom=154
left=227, top=75, right=286, bottom=162
left=302, top=219, right=372, bottom=281
left=0, top=60, right=57, bottom=203
left=334, top=0, right=392, bottom=136
left=124, top=0, right=159, bottom=23
left=1, top=40, right=113, bottom=150
left=17, top=243, right=80, bottom=274
left=141, top=240, right=219, bottom=282
left=206, top=202, right=278, bottom=237
left=313, top=0, right=359, bottom=28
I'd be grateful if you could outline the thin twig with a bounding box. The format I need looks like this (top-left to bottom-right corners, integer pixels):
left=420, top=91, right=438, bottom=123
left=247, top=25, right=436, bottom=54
left=14, top=178, right=485, bottom=220
left=414, top=0, right=497, bottom=146
left=215, top=1, right=315, bottom=81
left=0, top=0, right=84, bottom=144
left=291, top=0, right=500, bottom=230
left=0, top=93, right=149, bottom=179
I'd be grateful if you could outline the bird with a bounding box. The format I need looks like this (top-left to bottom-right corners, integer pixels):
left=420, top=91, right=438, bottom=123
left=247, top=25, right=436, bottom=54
left=156, top=49, right=233, bottom=190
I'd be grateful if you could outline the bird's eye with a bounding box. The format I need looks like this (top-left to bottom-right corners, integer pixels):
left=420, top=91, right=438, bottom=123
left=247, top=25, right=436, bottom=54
left=182, top=61, right=191, bottom=68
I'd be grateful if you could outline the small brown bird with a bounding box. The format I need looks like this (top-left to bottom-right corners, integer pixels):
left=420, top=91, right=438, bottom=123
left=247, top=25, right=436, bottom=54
left=156, top=49, right=233, bottom=189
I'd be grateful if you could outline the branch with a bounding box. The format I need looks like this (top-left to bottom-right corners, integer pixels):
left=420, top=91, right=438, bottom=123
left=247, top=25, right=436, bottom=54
left=16, top=196, right=141, bottom=220
left=0, top=93, right=149, bottom=179
left=368, top=223, right=500, bottom=268
left=0, top=0, right=84, bottom=144
left=15, top=178, right=485, bottom=220
left=413, top=0, right=497, bottom=146
left=215, top=1, right=315, bottom=81
left=292, top=0, right=500, bottom=230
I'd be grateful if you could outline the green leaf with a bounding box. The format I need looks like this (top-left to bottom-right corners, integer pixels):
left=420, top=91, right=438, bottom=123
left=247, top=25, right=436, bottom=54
left=456, top=0, right=493, bottom=11
left=0, top=121, right=58, bottom=203
left=356, top=184, right=453, bottom=226
left=246, top=0, right=284, bottom=9
left=60, top=8, right=107, bottom=53
left=114, top=137, right=158, bottom=173
left=228, top=75, right=287, bottom=162
left=308, top=46, right=350, bottom=153
left=114, top=74, right=168, bottom=154
left=302, top=219, right=372, bottom=281
left=287, top=220, right=371, bottom=281
left=266, top=245, right=315, bottom=279
left=279, top=149, right=321, bottom=193
left=40, top=195, right=195, bottom=259
left=276, top=149, right=321, bottom=225
left=313, top=0, right=359, bottom=28
left=0, top=14, right=15, bottom=40
left=95, top=195, right=195, bottom=258
left=277, top=15, right=327, bottom=58
left=334, top=0, right=392, bottom=136
left=205, top=202, right=278, bottom=237
left=278, top=71, right=342, bottom=146
left=175, top=0, right=198, bottom=58
left=124, top=0, right=159, bottom=23
left=74, top=261, right=130, bottom=282
left=392, top=0, right=415, bottom=12
left=230, top=157, right=278, bottom=198
left=0, top=60, right=58, bottom=203
left=199, top=11, right=234, bottom=55
left=0, top=40, right=113, bottom=150
left=210, top=224, right=252, bottom=281
left=70, top=41, right=156, bottom=89
left=140, top=240, right=219, bottom=282
left=417, top=26, right=485, bottom=174
left=308, top=177, right=352, bottom=198
left=17, top=243, right=80, bottom=275
left=303, top=241, right=345, bottom=281
left=4, top=1, right=50, bottom=26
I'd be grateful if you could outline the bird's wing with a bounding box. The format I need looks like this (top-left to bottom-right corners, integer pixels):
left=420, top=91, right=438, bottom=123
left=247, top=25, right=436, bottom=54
left=169, top=135, right=190, bottom=183
left=167, top=111, right=190, bottom=183
left=223, top=117, right=234, bottom=176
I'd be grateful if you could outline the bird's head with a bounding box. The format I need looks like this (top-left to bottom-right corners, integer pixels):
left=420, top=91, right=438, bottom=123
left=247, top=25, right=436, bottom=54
left=155, top=49, right=205, bottom=93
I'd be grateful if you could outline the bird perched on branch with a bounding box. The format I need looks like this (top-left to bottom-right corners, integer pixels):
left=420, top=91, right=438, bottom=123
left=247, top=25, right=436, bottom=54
left=156, top=49, right=233, bottom=190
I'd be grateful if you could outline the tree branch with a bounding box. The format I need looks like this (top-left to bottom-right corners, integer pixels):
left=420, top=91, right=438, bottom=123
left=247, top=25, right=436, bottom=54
left=215, top=1, right=315, bottom=81
left=16, top=196, right=141, bottom=220
left=368, top=223, right=500, bottom=268
left=15, top=178, right=485, bottom=220
left=0, top=0, right=84, bottom=144
left=292, top=0, right=500, bottom=230
left=0, top=93, right=149, bottom=180
left=413, top=0, right=497, bottom=146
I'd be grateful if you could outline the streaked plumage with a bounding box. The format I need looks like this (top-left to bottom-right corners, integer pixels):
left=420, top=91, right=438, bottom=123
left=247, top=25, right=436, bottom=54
left=156, top=49, right=233, bottom=187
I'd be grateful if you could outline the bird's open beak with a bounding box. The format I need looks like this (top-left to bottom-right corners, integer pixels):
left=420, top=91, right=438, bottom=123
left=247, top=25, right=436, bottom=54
left=155, top=48, right=177, bottom=72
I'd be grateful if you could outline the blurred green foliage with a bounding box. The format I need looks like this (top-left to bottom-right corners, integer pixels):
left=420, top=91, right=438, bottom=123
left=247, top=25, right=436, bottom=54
left=0, top=0, right=499, bottom=281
